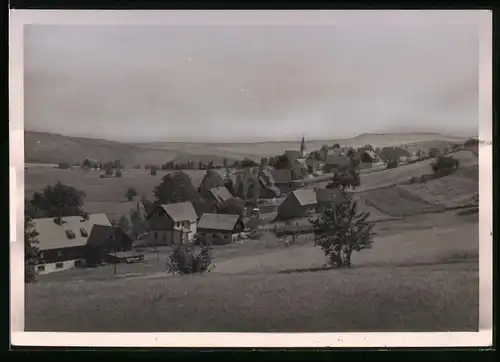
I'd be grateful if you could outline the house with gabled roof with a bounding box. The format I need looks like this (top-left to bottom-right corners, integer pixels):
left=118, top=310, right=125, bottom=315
left=277, top=189, right=317, bottom=220
left=197, top=213, right=246, bottom=245
left=207, top=185, right=233, bottom=205
left=32, top=213, right=119, bottom=274
left=146, top=202, right=198, bottom=246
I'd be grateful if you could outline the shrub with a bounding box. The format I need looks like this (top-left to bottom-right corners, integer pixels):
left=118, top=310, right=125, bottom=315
left=58, top=162, right=71, bottom=169
left=309, top=188, right=375, bottom=268
left=386, top=160, right=398, bottom=169
left=115, top=170, right=123, bottom=178
left=165, top=240, right=215, bottom=275
left=431, top=156, right=460, bottom=174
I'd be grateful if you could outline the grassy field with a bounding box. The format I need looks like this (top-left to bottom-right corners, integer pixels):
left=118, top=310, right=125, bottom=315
left=26, top=211, right=479, bottom=332
left=24, top=167, right=219, bottom=202
left=355, top=150, right=478, bottom=192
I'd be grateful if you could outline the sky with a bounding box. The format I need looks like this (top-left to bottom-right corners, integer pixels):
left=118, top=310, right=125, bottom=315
left=23, top=11, right=480, bottom=143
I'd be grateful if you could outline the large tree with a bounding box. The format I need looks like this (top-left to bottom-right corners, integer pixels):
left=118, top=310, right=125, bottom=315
left=154, top=171, right=202, bottom=204
left=309, top=188, right=375, bottom=268
left=29, top=182, right=86, bottom=219
left=198, top=169, right=225, bottom=199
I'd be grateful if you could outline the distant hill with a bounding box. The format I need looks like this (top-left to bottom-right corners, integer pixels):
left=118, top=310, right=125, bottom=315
left=24, top=131, right=238, bottom=166
left=25, top=130, right=470, bottom=166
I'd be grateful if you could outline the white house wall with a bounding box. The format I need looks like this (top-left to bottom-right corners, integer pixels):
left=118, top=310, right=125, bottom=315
left=36, top=259, right=84, bottom=275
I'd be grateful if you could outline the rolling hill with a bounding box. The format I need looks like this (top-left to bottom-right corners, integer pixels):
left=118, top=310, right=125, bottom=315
left=24, top=130, right=470, bottom=167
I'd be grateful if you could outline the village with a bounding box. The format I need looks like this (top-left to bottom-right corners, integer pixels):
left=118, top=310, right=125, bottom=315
left=25, top=135, right=479, bottom=280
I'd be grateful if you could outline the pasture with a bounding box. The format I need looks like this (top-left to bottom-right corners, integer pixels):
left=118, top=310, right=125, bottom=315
left=26, top=210, right=479, bottom=332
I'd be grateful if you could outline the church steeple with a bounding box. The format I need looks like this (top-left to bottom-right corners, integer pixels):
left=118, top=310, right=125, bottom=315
left=300, top=134, right=306, bottom=157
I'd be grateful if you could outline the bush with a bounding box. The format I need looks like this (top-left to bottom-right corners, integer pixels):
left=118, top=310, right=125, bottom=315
left=431, top=156, right=459, bottom=174
left=386, top=160, right=398, bottom=169
left=165, top=240, right=215, bottom=275
left=115, top=170, right=123, bottom=178
left=58, top=162, right=71, bottom=169
left=309, top=188, right=375, bottom=268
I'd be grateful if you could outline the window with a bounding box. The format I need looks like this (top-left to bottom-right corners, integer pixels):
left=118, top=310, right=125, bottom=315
left=37, top=265, right=45, bottom=272
left=176, top=222, right=180, bottom=228
left=154, top=232, right=158, bottom=239
left=224, top=234, right=229, bottom=239
left=80, top=228, right=88, bottom=237
left=39, top=252, right=44, bottom=259
left=55, top=262, right=64, bottom=269
left=57, top=251, right=63, bottom=257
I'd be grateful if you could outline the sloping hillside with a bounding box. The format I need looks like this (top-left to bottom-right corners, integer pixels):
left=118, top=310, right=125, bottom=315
left=24, top=131, right=237, bottom=166
left=137, top=132, right=470, bottom=159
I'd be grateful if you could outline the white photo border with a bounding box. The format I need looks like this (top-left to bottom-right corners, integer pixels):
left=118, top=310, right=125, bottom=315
left=9, top=9, right=493, bottom=348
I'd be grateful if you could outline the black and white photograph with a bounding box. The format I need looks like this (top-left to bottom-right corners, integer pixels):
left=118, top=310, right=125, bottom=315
left=10, top=10, right=492, bottom=347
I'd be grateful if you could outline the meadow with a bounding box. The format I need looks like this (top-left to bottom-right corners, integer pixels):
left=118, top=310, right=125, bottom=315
left=26, top=210, right=479, bottom=332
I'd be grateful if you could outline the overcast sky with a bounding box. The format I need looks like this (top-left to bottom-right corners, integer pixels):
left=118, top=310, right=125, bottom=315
left=24, top=11, right=480, bottom=142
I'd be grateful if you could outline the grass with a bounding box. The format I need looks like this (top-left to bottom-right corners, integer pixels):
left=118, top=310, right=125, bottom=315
left=26, top=214, right=479, bottom=332
left=24, top=167, right=219, bottom=203
left=25, top=264, right=478, bottom=332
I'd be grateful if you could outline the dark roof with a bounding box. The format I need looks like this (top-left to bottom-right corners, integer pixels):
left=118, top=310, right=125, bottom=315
left=33, top=214, right=113, bottom=250
left=270, top=169, right=292, bottom=183
left=290, top=189, right=317, bottom=206
left=197, top=213, right=241, bottom=231
left=86, top=224, right=116, bottom=248
left=160, top=202, right=198, bottom=222
left=209, top=186, right=233, bottom=204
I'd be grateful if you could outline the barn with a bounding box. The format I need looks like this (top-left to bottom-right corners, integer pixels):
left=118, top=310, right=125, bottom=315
left=277, top=189, right=317, bottom=220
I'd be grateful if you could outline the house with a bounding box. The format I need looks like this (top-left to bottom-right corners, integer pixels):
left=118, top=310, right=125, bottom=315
left=207, top=186, right=233, bottom=205
left=277, top=189, right=317, bottom=220
left=324, top=154, right=352, bottom=173
left=146, top=202, right=198, bottom=246
left=378, top=147, right=411, bottom=162
left=270, top=168, right=295, bottom=194
left=258, top=168, right=281, bottom=198
left=33, top=213, right=117, bottom=274
left=197, top=213, right=246, bottom=245
left=315, top=188, right=348, bottom=212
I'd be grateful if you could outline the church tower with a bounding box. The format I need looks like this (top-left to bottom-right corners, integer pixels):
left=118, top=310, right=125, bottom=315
left=300, top=134, right=306, bottom=157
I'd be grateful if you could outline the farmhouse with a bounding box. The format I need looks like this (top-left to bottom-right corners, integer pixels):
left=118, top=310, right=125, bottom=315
left=277, top=189, right=317, bottom=220
left=207, top=185, right=233, bottom=205
left=258, top=168, right=281, bottom=198
left=33, top=213, right=123, bottom=274
left=146, top=202, right=198, bottom=246
left=197, top=213, right=246, bottom=245
left=270, top=168, right=296, bottom=194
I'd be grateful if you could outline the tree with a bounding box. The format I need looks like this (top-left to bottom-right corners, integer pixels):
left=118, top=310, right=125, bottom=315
left=165, top=237, right=215, bottom=275
left=223, top=158, right=228, bottom=169
left=274, top=154, right=292, bottom=170
left=247, top=178, right=261, bottom=203
left=320, top=145, right=329, bottom=161
left=119, top=214, right=131, bottom=234
left=260, top=157, right=269, bottom=169
left=198, top=169, right=225, bottom=199
left=332, top=143, right=340, bottom=149
left=29, top=182, right=86, bottom=219
left=105, top=168, right=114, bottom=176
left=309, top=188, right=375, bottom=268
left=154, top=171, right=202, bottom=204
left=25, top=210, right=40, bottom=283
left=125, top=187, right=138, bottom=201
left=240, top=158, right=259, bottom=168
left=58, top=162, right=70, bottom=169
